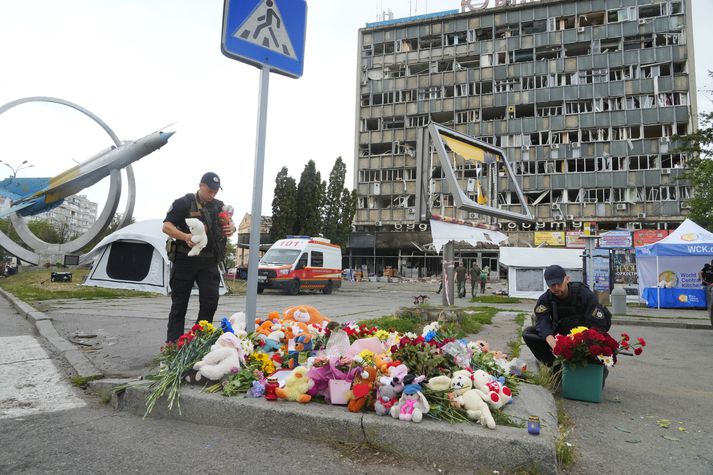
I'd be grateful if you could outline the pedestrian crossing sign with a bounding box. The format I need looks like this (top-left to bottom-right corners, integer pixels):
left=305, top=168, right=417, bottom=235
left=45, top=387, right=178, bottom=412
left=221, top=0, right=307, bottom=78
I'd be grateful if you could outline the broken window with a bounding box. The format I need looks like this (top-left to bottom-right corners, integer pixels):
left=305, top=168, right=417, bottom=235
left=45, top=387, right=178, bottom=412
left=608, top=7, right=636, bottom=23
left=535, top=46, right=561, bottom=60
left=420, top=34, right=442, bottom=49
left=521, top=19, right=547, bottom=35
left=639, top=3, right=668, bottom=19
left=360, top=118, right=381, bottom=131
left=455, top=110, right=479, bottom=124
left=445, top=31, right=467, bottom=46
left=383, top=116, right=405, bottom=130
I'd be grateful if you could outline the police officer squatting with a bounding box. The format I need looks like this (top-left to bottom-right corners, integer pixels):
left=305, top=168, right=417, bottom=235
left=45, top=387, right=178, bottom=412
left=522, top=265, right=612, bottom=367
left=162, top=172, right=236, bottom=343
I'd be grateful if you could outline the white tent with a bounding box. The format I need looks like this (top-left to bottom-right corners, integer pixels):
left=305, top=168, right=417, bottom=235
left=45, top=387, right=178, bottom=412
left=83, top=219, right=226, bottom=295
left=499, top=247, right=583, bottom=299
left=635, top=219, right=711, bottom=308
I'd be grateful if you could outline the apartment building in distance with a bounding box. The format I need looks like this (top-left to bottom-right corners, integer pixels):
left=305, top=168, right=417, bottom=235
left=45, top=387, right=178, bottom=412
left=350, top=0, right=697, bottom=277
left=36, top=194, right=98, bottom=238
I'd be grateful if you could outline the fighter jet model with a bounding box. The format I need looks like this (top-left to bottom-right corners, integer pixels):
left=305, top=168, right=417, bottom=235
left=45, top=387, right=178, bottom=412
left=0, top=130, right=174, bottom=218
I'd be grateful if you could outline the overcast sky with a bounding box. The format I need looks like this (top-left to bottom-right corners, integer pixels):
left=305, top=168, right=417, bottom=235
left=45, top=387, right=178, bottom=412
left=0, top=0, right=711, bottom=226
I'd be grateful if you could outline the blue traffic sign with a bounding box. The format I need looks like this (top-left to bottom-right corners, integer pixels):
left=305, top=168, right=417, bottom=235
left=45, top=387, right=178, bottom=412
left=221, top=0, right=307, bottom=79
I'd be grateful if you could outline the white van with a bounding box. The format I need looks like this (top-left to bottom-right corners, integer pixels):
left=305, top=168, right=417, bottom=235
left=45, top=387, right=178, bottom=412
left=257, top=236, right=342, bottom=295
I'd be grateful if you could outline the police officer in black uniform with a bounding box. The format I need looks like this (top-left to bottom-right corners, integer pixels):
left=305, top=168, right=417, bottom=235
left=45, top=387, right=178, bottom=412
left=522, top=265, right=612, bottom=366
left=162, top=172, right=235, bottom=343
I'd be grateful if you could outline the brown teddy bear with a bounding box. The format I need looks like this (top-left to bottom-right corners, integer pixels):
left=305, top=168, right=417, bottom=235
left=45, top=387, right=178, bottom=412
left=347, top=366, right=377, bottom=413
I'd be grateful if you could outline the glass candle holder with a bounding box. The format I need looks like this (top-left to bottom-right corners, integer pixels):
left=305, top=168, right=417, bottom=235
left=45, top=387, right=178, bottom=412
left=527, top=415, right=541, bottom=435
left=264, top=376, right=279, bottom=400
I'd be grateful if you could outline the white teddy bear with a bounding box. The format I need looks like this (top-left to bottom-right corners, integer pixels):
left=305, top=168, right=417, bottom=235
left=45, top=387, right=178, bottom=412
left=472, top=369, right=512, bottom=410
left=193, top=332, right=245, bottom=381
left=450, top=369, right=496, bottom=429
left=184, top=217, right=208, bottom=257
left=228, top=312, right=248, bottom=338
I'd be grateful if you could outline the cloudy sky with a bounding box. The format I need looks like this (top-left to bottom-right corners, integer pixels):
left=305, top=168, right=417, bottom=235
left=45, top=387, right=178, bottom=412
left=0, top=0, right=711, bottom=226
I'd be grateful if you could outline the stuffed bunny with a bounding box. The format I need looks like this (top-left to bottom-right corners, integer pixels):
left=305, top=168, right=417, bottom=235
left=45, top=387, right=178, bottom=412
left=184, top=218, right=208, bottom=257
left=450, top=370, right=496, bottom=429
left=390, top=383, right=429, bottom=423
left=193, top=332, right=245, bottom=381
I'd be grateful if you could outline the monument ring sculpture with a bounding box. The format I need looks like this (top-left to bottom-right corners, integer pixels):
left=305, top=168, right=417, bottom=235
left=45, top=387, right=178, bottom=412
left=0, top=96, right=136, bottom=266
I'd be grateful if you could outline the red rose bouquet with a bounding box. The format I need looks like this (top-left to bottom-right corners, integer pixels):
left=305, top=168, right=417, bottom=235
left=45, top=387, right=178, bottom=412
left=552, top=326, right=646, bottom=368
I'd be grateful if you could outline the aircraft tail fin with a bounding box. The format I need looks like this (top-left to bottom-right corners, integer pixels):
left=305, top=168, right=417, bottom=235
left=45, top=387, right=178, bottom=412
left=0, top=177, right=51, bottom=200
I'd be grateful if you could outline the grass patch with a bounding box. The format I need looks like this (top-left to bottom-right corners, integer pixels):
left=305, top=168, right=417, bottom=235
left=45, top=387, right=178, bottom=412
left=470, top=295, right=522, bottom=304
left=555, top=399, right=577, bottom=469
left=359, top=306, right=501, bottom=338
left=526, top=363, right=561, bottom=392
left=70, top=374, right=103, bottom=387
left=0, top=267, right=156, bottom=301
left=506, top=312, right=527, bottom=358
left=225, top=278, right=247, bottom=295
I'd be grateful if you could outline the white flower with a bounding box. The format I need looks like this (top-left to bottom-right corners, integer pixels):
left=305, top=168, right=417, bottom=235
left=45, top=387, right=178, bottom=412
left=240, top=338, right=255, bottom=356
left=404, top=332, right=418, bottom=339
left=422, top=321, right=440, bottom=337
left=596, top=355, right=614, bottom=367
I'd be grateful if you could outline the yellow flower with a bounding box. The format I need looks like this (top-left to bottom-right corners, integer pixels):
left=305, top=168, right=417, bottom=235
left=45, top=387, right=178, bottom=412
left=358, top=349, right=375, bottom=365
left=569, top=326, right=589, bottom=336
left=198, top=320, right=216, bottom=333
left=374, top=330, right=390, bottom=342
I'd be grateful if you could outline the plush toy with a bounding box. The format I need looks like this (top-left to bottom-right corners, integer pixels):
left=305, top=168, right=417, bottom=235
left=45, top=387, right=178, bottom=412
left=450, top=370, right=496, bottom=429
left=228, top=312, right=247, bottom=337
left=192, top=332, right=245, bottom=381
left=283, top=321, right=310, bottom=340
left=374, top=353, right=393, bottom=374
left=390, top=383, right=429, bottom=423
left=184, top=218, right=208, bottom=257
left=347, top=366, right=377, bottom=413
left=472, top=369, right=512, bottom=409
left=425, top=375, right=452, bottom=392
left=261, top=330, right=285, bottom=353
left=473, top=340, right=490, bottom=353
left=283, top=305, right=331, bottom=326
left=275, top=366, right=313, bottom=403
left=378, top=363, right=408, bottom=393
left=374, top=384, right=398, bottom=416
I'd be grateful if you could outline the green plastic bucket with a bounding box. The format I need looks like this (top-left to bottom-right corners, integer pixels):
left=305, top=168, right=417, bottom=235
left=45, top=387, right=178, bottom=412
left=562, top=363, right=604, bottom=403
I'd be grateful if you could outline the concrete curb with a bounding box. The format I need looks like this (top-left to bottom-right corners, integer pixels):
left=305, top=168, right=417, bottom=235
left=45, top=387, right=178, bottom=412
left=0, top=287, right=103, bottom=379
left=90, top=379, right=557, bottom=474
left=613, top=318, right=712, bottom=330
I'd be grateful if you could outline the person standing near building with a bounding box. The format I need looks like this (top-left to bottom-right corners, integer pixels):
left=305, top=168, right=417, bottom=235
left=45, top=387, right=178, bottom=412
left=470, top=263, right=481, bottom=297
left=480, top=266, right=489, bottom=294
left=162, top=172, right=236, bottom=343
left=455, top=262, right=467, bottom=298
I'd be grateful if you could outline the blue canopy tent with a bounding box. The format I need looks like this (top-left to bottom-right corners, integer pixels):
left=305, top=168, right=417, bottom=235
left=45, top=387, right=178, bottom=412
left=635, top=219, right=713, bottom=308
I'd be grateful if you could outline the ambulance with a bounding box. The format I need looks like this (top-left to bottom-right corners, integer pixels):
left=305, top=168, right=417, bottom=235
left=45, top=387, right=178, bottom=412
left=257, top=236, right=342, bottom=295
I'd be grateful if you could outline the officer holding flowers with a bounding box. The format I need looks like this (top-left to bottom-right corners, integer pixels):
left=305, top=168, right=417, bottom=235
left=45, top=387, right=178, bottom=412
left=523, top=265, right=612, bottom=366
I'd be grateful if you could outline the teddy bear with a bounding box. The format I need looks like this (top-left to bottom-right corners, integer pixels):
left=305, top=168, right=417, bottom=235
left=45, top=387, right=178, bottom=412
left=228, top=312, right=247, bottom=337
left=374, top=384, right=398, bottom=416
left=275, top=366, right=313, bottom=403
left=184, top=218, right=208, bottom=257
left=472, top=369, right=512, bottom=409
left=347, top=366, right=377, bottom=413
left=192, top=332, right=245, bottom=381
left=450, top=369, right=496, bottom=429
left=390, top=382, right=430, bottom=423
left=283, top=305, right=331, bottom=326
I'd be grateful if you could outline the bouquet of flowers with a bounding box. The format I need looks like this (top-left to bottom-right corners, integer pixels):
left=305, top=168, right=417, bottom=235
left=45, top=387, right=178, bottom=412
left=145, top=321, right=220, bottom=416
left=552, top=326, right=646, bottom=368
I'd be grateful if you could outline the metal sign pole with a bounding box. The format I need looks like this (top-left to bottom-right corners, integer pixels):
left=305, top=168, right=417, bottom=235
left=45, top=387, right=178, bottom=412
left=245, top=65, right=270, bottom=333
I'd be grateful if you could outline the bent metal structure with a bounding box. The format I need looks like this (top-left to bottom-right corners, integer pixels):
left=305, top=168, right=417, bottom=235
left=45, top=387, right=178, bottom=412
left=0, top=97, right=173, bottom=265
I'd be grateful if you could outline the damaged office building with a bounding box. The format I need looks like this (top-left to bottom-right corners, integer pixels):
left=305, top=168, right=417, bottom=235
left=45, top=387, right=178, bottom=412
left=349, top=0, right=697, bottom=279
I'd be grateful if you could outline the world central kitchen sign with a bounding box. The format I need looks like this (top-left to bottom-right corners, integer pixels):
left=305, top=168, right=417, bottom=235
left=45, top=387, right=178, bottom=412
left=461, top=0, right=543, bottom=12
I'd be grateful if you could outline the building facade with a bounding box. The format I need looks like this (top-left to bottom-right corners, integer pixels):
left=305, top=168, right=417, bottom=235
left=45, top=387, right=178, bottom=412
left=35, top=194, right=98, bottom=239
left=351, top=0, right=696, bottom=278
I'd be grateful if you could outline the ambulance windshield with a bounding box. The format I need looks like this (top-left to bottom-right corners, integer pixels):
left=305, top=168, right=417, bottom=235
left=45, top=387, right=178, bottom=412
left=260, top=248, right=301, bottom=265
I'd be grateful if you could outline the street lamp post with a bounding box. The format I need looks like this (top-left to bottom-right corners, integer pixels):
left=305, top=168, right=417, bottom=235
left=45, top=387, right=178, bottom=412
left=0, top=160, right=34, bottom=178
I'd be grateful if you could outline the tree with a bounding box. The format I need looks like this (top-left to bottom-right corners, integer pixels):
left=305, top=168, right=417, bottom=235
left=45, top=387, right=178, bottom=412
left=269, top=167, right=297, bottom=242
left=322, top=157, right=347, bottom=242
left=295, top=160, right=323, bottom=236
left=336, top=189, right=357, bottom=248
left=675, top=71, right=713, bottom=229
left=224, top=240, right=237, bottom=270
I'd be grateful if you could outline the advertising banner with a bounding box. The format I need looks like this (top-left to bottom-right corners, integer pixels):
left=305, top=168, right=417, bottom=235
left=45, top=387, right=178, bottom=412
left=592, top=248, right=611, bottom=292
left=611, top=249, right=638, bottom=286
left=566, top=231, right=585, bottom=248
left=599, top=230, right=632, bottom=249
left=633, top=229, right=670, bottom=247
left=534, top=231, right=565, bottom=247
